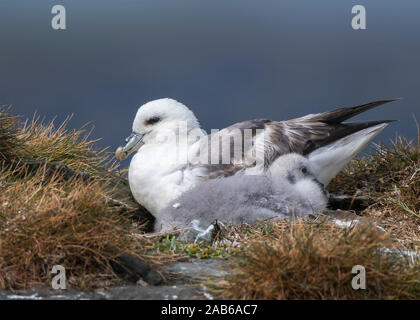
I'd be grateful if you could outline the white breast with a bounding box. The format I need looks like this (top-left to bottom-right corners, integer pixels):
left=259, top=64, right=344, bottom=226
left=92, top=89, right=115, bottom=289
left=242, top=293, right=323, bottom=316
left=128, top=142, right=202, bottom=214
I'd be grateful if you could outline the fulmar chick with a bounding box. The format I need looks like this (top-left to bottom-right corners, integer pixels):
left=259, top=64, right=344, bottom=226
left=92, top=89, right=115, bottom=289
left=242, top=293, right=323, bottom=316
left=154, top=153, right=328, bottom=232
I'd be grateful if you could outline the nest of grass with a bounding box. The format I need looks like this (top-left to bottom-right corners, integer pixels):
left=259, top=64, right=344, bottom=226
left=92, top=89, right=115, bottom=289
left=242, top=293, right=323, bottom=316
left=221, top=220, right=420, bottom=299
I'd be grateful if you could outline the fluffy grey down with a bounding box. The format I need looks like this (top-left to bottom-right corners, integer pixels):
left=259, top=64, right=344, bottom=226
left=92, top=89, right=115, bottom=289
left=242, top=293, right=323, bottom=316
left=155, top=153, right=328, bottom=232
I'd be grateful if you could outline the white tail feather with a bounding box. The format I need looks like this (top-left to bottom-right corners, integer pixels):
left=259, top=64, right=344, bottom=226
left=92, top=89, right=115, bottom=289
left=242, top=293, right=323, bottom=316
left=308, top=123, right=388, bottom=185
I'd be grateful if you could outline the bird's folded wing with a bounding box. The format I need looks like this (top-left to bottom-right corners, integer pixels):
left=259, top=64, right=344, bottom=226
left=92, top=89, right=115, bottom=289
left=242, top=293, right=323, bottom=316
left=190, top=99, right=395, bottom=179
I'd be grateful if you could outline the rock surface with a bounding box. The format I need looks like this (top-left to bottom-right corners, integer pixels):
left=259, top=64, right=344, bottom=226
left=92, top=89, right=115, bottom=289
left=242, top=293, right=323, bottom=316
left=0, top=259, right=228, bottom=300
left=110, top=253, right=163, bottom=285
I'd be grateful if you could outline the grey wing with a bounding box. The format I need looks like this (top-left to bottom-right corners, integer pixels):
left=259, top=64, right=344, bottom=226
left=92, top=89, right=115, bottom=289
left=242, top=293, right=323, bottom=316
left=191, top=119, right=275, bottom=178
left=191, top=118, right=333, bottom=177
left=280, top=99, right=396, bottom=155
left=191, top=99, right=395, bottom=179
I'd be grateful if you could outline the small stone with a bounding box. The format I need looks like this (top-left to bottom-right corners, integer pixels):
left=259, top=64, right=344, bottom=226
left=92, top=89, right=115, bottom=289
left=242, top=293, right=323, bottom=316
left=110, top=253, right=163, bottom=285
left=137, top=279, right=149, bottom=287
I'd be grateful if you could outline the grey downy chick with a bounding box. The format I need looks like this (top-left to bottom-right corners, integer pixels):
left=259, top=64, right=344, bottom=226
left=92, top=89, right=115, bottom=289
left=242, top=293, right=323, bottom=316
left=154, top=153, right=328, bottom=232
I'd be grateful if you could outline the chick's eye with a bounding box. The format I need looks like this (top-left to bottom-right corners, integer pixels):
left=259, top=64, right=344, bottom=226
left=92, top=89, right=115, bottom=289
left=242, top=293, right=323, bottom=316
left=301, top=167, right=308, bottom=174
left=145, top=116, right=161, bottom=125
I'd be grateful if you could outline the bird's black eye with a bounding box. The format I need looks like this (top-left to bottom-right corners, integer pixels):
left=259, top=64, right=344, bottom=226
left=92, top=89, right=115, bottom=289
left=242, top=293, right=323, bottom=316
left=301, top=167, right=308, bottom=174
left=145, top=116, right=161, bottom=125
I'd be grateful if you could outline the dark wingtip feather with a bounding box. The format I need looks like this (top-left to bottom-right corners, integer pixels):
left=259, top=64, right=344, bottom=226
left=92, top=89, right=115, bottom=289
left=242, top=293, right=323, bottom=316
left=313, top=99, right=399, bottom=125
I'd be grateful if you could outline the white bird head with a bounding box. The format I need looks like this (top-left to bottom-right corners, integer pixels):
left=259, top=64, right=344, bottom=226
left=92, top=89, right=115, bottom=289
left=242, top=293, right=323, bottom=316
left=116, top=98, right=200, bottom=160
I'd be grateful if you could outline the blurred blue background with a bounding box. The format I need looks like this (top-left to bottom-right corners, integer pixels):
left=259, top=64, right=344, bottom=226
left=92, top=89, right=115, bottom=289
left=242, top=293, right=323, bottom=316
left=0, top=0, right=419, bottom=165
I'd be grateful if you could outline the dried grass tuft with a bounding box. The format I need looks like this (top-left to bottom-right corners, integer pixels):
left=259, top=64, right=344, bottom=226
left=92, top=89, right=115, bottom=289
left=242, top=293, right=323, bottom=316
left=0, top=106, right=21, bottom=161
left=0, top=108, right=175, bottom=291
left=221, top=221, right=420, bottom=299
left=329, top=123, right=420, bottom=246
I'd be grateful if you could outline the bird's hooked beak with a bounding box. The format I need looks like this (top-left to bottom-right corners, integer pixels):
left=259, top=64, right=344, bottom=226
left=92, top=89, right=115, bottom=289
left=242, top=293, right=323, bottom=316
left=115, top=132, right=144, bottom=161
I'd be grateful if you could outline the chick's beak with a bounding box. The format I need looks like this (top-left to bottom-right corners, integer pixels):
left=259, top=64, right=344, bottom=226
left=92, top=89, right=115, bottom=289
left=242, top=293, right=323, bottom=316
left=115, top=132, right=144, bottom=161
